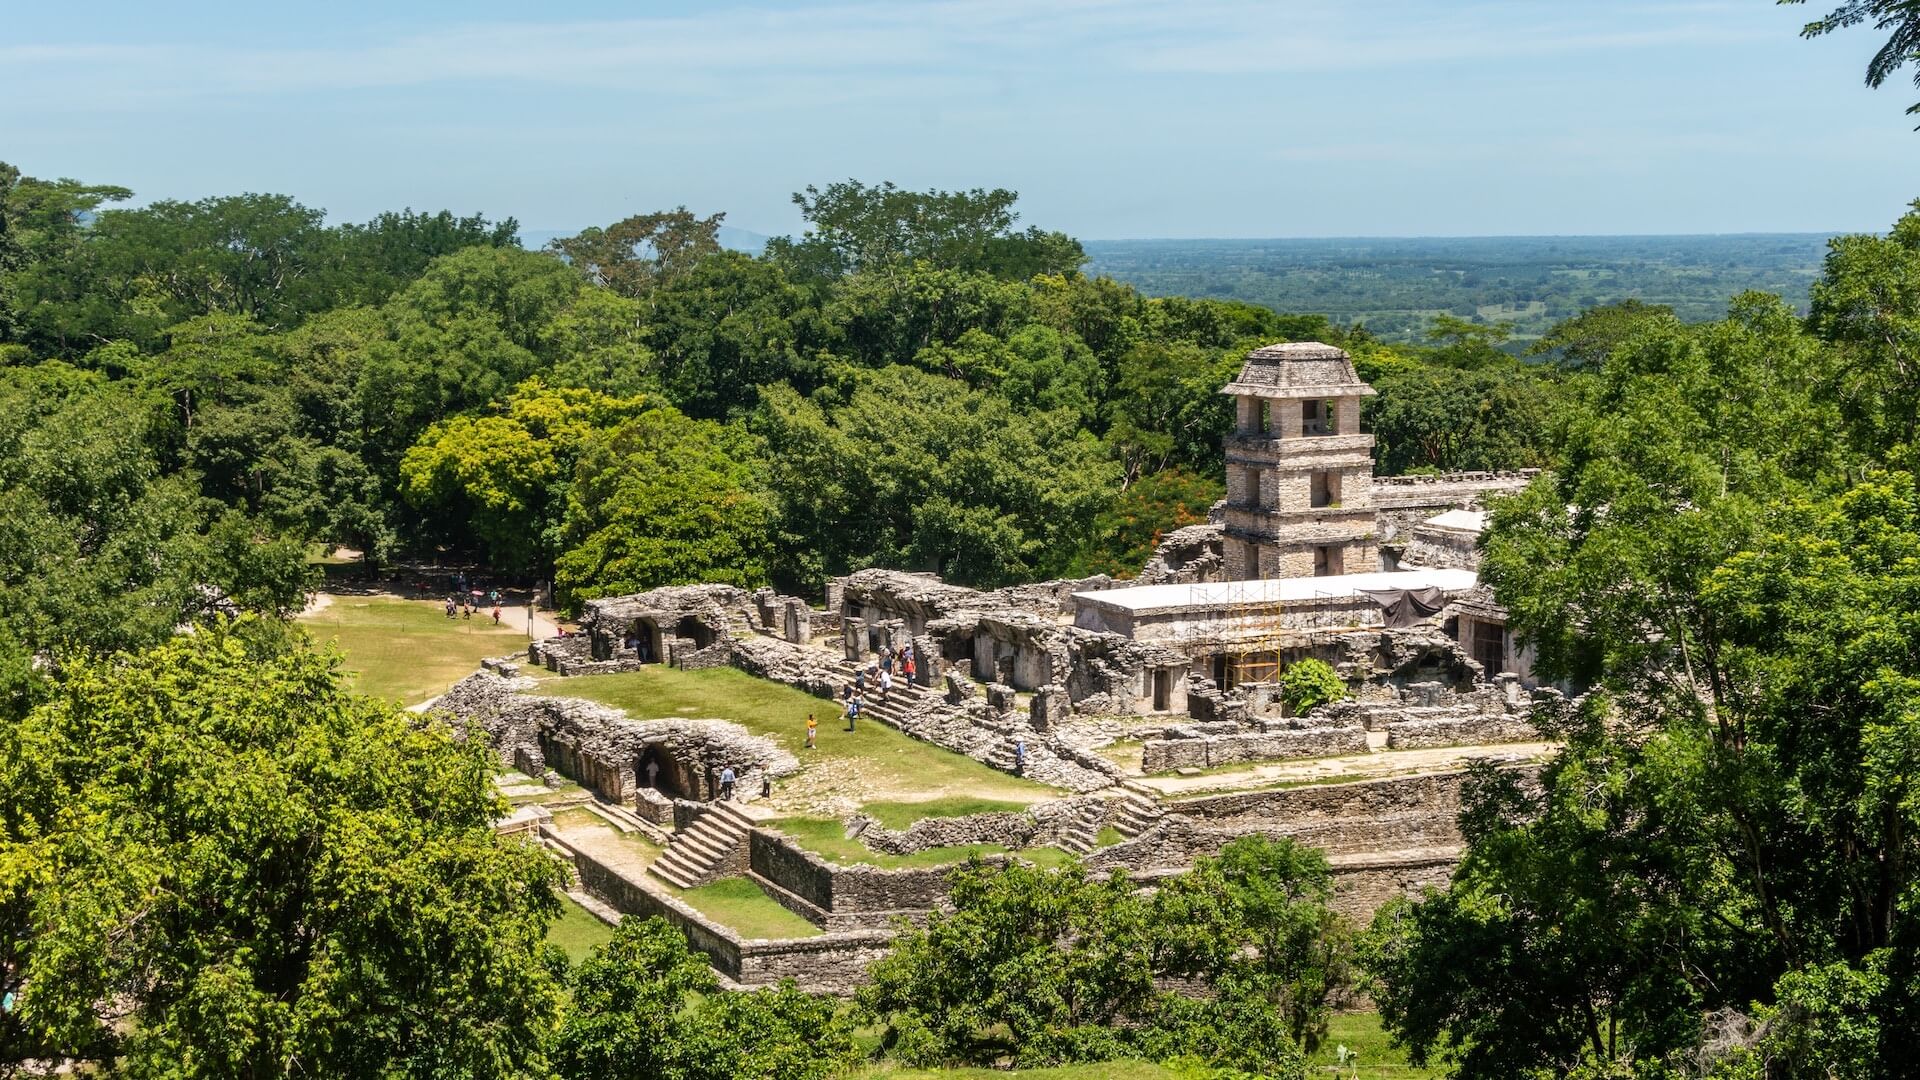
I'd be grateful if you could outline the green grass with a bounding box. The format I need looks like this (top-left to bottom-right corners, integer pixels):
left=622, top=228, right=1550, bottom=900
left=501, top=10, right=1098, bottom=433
left=1309, top=1012, right=1436, bottom=1078
left=860, top=797, right=1032, bottom=830
left=1095, top=826, right=1126, bottom=847
left=547, top=894, right=618, bottom=963
left=541, top=667, right=1061, bottom=805
left=1012, top=846, right=1080, bottom=869
left=300, top=596, right=526, bottom=704
left=767, top=817, right=1015, bottom=869
left=671, top=877, right=822, bottom=939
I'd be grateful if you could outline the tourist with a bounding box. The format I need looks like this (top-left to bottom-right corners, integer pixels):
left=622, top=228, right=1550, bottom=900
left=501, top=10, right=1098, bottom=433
left=444, top=596, right=457, bottom=619
left=1014, top=738, right=1027, bottom=777
left=646, top=758, right=661, bottom=789
left=847, top=693, right=861, bottom=731
left=855, top=668, right=867, bottom=694
left=760, top=775, right=772, bottom=799
left=718, top=764, right=737, bottom=801
left=881, top=644, right=894, bottom=677
left=491, top=605, right=501, bottom=625
left=904, top=651, right=917, bottom=687
left=879, top=667, right=892, bottom=701
left=806, top=713, right=817, bottom=749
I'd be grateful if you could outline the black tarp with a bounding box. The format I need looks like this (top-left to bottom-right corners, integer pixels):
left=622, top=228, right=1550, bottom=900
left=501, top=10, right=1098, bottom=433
left=1360, top=586, right=1449, bottom=628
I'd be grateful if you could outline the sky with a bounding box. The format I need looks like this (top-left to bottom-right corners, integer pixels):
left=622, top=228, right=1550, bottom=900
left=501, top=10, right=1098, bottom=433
left=5, top=0, right=1920, bottom=239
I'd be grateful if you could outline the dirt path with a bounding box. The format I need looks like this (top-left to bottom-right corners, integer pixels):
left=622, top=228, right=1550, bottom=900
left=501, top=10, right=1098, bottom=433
left=1134, top=740, right=1559, bottom=797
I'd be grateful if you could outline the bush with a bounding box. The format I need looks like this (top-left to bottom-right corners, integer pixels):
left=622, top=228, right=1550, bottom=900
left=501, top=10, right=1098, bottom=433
left=1280, top=658, right=1347, bottom=715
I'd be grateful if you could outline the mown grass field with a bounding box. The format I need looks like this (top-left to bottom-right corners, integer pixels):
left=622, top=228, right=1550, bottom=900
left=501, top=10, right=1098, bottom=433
left=546, top=895, right=617, bottom=962
left=299, top=595, right=524, bottom=704
left=541, top=667, right=1060, bottom=810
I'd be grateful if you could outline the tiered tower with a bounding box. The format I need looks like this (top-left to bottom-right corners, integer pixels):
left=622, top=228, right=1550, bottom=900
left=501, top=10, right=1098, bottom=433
left=1219, top=342, right=1378, bottom=580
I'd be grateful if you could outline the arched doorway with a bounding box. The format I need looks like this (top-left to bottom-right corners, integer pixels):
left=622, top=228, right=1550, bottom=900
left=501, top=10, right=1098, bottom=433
left=674, top=615, right=714, bottom=650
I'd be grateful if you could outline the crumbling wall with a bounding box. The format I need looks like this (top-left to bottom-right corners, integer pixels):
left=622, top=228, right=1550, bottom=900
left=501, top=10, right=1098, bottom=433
left=1141, top=726, right=1369, bottom=772
left=1135, top=522, right=1226, bottom=586
left=1372, top=470, right=1537, bottom=548
left=437, top=671, right=798, bottom=804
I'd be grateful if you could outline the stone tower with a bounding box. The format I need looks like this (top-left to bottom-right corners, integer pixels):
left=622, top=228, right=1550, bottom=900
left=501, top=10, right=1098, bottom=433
left=1219, top=342, right=1379, bottom=580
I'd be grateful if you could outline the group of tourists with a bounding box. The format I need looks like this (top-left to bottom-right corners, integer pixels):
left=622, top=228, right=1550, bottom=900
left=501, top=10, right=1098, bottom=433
left=432, top=573, right=504, bottom=624
left=836, top=642, right=922, bottom=730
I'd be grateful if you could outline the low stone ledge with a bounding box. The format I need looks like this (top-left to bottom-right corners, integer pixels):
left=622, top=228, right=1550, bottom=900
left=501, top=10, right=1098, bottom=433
left=1385, top=714, right=1539, bottom=749
left=1141, top=726, right=1369, bottom=772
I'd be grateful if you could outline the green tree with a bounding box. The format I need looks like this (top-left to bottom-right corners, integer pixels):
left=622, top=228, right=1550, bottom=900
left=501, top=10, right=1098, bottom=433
left=1526, top=299, right=1677, bottom=369
left=766, top=179, right=1083, bottom=282
left=553, top=917, right=857, bottom=1080
left=0, top=620, right=566, bottom=1075
left=860, top=857, right=1327, bottom=1075
left=754, top=366, right=1119, bottom=589
left=1807, top=199, right=1920, bottom=460
left=548, top=208, right=725, bottom=299
left=0, top=161, right=132, bottom=345
left=400, top=379, right=653, bottom=571
left=1154, top=837, right=1352, bottom=1053
left=553, top=408, right=775, bottom=608
left=1279, top=658, right=1347, bottom=715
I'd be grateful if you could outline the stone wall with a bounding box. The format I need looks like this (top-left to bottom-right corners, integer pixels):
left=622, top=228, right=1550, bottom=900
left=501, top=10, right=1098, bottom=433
left=1372, top=470, right=1537, bottom=547
left=748, top=830, right=982, bottom=930
left=437, top=672, right=798, bottom=805
left=554, top=830, right=893, bottom=991
left=1141, top=725, right=1369, bottom=772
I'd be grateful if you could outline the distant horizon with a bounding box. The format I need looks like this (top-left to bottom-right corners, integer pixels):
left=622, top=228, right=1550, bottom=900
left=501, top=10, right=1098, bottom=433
left=511, top=225, right=1856, bottom=246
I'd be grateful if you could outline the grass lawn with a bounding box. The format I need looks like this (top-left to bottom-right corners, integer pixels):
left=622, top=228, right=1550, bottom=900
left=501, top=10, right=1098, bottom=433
left=1309, top=1012, right=1435, bottom=1078
left=540, top=667, right=1061, bottom=809
left=300, top=596, right=526, bottom=705
left=547, top=894, right=617, bottom=963
left=860, top=797, right=1032, bottom=830
left=672, top=877, right=821, bottom=939
left=768, top=816, right=1017, bottom=869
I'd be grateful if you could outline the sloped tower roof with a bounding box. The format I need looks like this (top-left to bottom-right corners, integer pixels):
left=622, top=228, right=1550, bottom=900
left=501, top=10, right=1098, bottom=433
left=1220, top=341, right=1376, bottom=400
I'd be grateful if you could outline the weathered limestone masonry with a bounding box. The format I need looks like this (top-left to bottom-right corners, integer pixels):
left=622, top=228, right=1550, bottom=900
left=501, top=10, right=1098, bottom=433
left=1136, top=521, right=1228, bottom=586
left=1373, top=470, right=1537, bottom=554
left=1221, top=342, right=1380, bottom=581
left=438, top=671, right=798, bottom=804
left=1086, top=764, right=1541, bottom=919
left=545, top=828, right=893, bottom=993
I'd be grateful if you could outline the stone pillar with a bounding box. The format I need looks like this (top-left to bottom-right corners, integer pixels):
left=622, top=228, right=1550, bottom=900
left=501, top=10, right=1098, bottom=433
left=783, top=600, right=812, bottom=644
left=1236, top=396, right=1259, bottom=434
left=1030, top=685, right=1067, bottom=731
left=1277, top=398, right=1304, bottom=438
left=825, top=580, right=845, bottom=614
left=1335, top=395, right=1361, bottom=437
left=913, top=634, right=941, bottom=686
left=842, top=618, right=865, bottom=662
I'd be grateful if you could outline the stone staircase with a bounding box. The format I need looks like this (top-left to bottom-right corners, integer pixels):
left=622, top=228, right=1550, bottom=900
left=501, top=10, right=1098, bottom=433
left=1109, top=790, right=1164, bottom=838
left=831, top=660, right=938, bottom=729
left=582, top=800, right=671, bottom=845
left=650, top=801, right=756, bottom=889
left=1057, top=803, right=1107, bottom=854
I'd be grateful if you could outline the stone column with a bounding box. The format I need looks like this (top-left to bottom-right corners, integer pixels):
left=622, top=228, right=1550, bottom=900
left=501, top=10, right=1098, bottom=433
left=842, top=618, right=865, bottom=662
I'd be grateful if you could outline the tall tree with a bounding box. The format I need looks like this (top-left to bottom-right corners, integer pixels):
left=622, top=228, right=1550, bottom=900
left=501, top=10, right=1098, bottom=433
left=0, top=620, right=566, bottom=1075
left=548, top=208, right=725, bottom=299
left=765, top=180, right=1083, bottom=282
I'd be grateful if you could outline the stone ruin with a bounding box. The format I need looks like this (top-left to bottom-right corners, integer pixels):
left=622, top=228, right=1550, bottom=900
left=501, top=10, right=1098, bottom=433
left=436, top=340, right=1575, bottom=991
left=441, top=670, right=798, bottom=816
